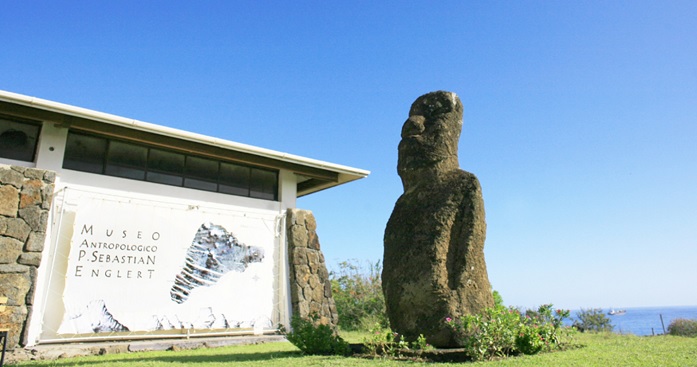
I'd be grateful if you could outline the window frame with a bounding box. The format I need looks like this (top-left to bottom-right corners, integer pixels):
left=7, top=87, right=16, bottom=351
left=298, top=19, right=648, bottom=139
left=62, top=130, right=279, bottom=201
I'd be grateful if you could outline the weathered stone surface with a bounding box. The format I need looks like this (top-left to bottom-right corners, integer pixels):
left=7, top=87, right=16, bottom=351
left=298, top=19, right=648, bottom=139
left=308, top=275, right=321, bottom=290
left=9, top=166, right=26, bottom=174
left=305, top=213, right=317, bottom=233
left=25, top=231, right=46, bottom=252
left=0, top=273, right=32, bottom=305
left=294, top=265, right=310, bottom=287
left=0, top=167, right=24, bottom=188
left=0, top=185, right=19, bottom=217
left=43, top=170, right=56, bottom=183
left=307, top=232, right=320, bottom=250
left=0, top=217, right=32, bottom=241
left=18, top=252, right=42, bottom=267
left=0, top=237, right=23, bottom=264
left=23, top=168, right=44, bottom=180
left=41, top=183, right=55, bottom=210
left=292, top=247, right=309, bottom=266
left=0, top=264, right=30, bottom=273
left=25, top=267, right=38, bottom=306
left=297, top=299, right=309, bottom=317
left=383, top=91, right=494, bottom=348
left=20, top=179, right=43, bottom=209
left=0, top=303, right=28, bottom=349
left=306, top=251, right=320, bottom=269
left=289, top=226, right=308, bottom=248
left=18, top=206, right=46, bottom=232
left=0, top=165, right=56, bottom=348
left=20, top=304, right=33, bottom=346
left=286, top=209, right=339, bottom=329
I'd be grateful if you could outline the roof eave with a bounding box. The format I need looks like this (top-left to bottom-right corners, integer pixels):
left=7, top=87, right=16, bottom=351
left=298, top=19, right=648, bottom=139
left=0, top=90, right=370, bottom=194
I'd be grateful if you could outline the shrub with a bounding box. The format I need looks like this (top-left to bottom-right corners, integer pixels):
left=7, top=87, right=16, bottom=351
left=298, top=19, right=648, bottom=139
left=667, top=318, right=697, bottom=337
left=516, top=323, right=545, bottom=355
left=330, top=259, right=388, bottom=331
left=450, top=307, right=520, bottom=360
left=446, top=304, right=572, bottom=361
left=362, top=324, right=433, bottom=358
left=493, top=290, right=504, bottom=308
left=280, top=313, right=351, bottom=356
left=572, top=308, right=613, bottom=333
left=520, top=305, right=571, bottom=354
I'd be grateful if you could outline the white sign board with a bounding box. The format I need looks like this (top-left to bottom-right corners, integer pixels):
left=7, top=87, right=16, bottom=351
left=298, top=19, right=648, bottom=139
left=56, top=193, right=279, bottom=335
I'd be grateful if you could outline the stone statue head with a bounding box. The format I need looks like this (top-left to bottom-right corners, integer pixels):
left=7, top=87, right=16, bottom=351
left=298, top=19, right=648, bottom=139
left=397, top=91, right=463, bottom=189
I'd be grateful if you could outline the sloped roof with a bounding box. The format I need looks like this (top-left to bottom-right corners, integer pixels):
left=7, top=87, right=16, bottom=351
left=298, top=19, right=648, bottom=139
left=0, top=90, right=369, bottom=196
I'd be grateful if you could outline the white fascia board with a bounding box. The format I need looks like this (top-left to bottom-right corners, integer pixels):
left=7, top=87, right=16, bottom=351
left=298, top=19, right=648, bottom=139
left=0, top=90, right=370, bottom=181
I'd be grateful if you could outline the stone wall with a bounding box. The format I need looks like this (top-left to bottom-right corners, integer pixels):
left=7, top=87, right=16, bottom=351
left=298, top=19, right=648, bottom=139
left=0, top=165, right=55, bottom=349
left=286, top=209, right=338, bottom=327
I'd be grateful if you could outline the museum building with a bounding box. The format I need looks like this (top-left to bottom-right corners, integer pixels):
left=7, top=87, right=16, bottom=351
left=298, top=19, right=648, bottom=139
left=0, top=90, right=368, bottom=347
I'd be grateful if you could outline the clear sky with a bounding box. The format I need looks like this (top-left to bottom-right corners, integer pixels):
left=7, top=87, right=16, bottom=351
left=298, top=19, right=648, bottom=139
left=2, top=1, right=696, bottom=310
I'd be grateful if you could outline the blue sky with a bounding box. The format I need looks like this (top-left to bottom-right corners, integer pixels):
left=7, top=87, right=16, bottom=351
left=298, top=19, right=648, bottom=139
left=2, top=1, right=696, bottom=309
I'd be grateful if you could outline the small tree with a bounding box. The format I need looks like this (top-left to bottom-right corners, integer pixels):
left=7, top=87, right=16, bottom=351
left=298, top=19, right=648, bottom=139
left=330, top=259, right=388, bottom=331
left=572, top=308, right=613, bottom=332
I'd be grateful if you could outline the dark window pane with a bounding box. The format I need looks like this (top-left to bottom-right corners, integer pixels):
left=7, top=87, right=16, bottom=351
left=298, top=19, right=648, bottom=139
left=219, top=162, right=250, bottom=196
left=60, top=131, right=278, bottom=201
left=147, top=149, right=184, bottom=186
left=105, top=141, right=147, bottom=180
left=63, top=132, right=107, bottom=173
left=184, top=156, right=218, bottom=192
left=0, top=117, right=41, bottom=162
left=250, top=168, right=278, bottom=200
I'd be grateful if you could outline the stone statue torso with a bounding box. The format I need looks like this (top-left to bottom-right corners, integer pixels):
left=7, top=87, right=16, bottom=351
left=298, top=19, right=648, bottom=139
left=382, top=91, right=493, bottom=347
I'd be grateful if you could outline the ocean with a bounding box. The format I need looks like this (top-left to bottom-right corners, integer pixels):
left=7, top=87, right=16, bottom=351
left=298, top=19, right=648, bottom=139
left=566, top=306, right=697, bottom=336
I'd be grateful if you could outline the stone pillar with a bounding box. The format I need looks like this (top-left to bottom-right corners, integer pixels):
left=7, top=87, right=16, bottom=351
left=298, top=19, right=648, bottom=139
left=0, top=165, right=55, bottom=349
left=285, top=209, right=338, bottom=328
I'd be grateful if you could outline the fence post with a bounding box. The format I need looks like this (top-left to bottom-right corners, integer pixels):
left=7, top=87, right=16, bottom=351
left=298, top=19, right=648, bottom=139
left=660, top=314, right=666, bottom=335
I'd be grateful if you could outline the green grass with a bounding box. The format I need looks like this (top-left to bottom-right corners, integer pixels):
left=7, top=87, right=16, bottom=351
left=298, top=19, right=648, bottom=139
left=466, top=333, right=697, bottom=367
left=11, top=333, right=697, bottom=367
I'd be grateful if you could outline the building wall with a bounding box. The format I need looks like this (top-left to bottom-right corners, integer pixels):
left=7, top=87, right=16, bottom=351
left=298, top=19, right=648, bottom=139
left=0, top=165, right=55, bottom=349
left=2, top=119, right=300, bottom=347
left=1, top=115, right=340, bottom=348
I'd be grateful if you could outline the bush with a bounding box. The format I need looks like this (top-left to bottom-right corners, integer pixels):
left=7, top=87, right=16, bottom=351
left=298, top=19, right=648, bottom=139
left=667, top=318, right=697, bottom=337
left=330, top=259, right=388, bottom=331
left=493, top=290, right=504, bottom=308
left=519, top=305, right=571, bottom=354
left=280, top=313, right=351, bottom=356
left=446, top=304, right=572, bottom=361
left=447, top=307, right=519, bottom=360
left=572, top=308, right=614, bottom=333
left=362, top=325, right=432, bottom=358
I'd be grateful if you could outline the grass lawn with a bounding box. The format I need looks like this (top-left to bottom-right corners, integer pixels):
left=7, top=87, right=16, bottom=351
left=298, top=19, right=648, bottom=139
left=10, top=332, right=697, bottom=367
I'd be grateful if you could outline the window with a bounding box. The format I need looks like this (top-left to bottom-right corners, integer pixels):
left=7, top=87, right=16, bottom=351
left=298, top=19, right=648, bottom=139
left=62, top=130, right=279, bottom=201
left=219, top=162, right=250, bottom=196
left=250, top=168, right=278, bottom=200
left=185, top=156, right=219, bottom=192
left=63, top=133, right=107, bottom=173
left=147, top=149, right=184, bottom=186
left=105, top=141, right=147, bottom=180
left=0, top=116, right=41, bottom=162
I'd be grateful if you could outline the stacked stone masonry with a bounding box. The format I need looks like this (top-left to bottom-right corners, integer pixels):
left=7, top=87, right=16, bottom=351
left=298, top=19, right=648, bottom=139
left=285, top=209, right=339, bottom=328
left=0, top=165, right=55, bottom=349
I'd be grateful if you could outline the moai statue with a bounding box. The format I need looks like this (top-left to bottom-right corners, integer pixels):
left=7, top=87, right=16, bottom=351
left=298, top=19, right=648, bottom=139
left=382, top=91, right=493, bottom=348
